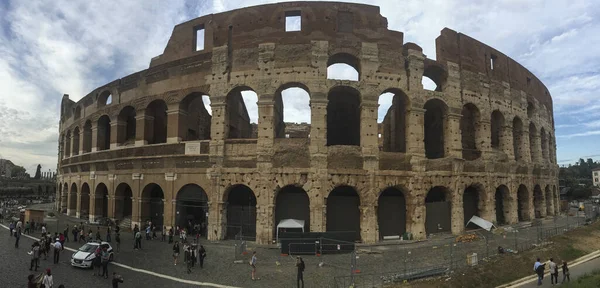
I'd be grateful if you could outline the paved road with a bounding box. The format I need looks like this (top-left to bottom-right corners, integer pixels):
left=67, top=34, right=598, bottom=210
left=517, top=256, right=600, bottom=287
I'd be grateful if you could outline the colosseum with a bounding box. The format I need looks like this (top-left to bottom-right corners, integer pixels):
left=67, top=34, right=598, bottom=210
left=55, top=2, right=559, bottom=244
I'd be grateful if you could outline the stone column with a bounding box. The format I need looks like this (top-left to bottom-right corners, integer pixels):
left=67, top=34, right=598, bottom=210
left=408, top=192, right=426, bottom=240
left=256, top=95, right=275, bottom=169
left=407, top=107, right=426, bottom=156
left=360, top=100, right=379, bottom=170
left=69, top=133, right=76, bottom=157
left=359, top=204, right=378, bottom=244
left=78, top=130, right=85, bottom=155
left=215, top=201, right=227, bottom=240
left=479, top=119, right=493, bottom=160
left=76, top=192, right=82, bottom=218
left=446, top=113, right=463, bottom=158
left=308, top=180, right=326, bottom=234
left=166, top=107, right=185, bottom=144
left=131, top=173, right=143, bottom=228
left=209, top=99, right=226, bottom=166
left=135, top=114, right=151, bottom=147
left=451, top=191, right=464, bottom=234
left=107, top=195, right=115, bottom=219
left=110, top=120, right=123, bottom=149
left=503, top=122, right=515, bottom=160
left=506, top=191, right=519, bottom=224
left=91, top=123, right=99, bottom=152
left=309, top=98, right=328, bottom=168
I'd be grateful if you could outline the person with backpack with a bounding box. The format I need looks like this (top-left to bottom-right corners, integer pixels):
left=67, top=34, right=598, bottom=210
left=115, top=232, right=121, bottom=252
left=549, top=258, right=558, bottom=285
left=562, top=261, right=570, bottom=283
left=534, top=258, right=545, bottom=286
left=42, top=268, right=53, bottom=288
left=296, top=256, right=305, bottom=288
left=29, top=242, right=40, bottom=271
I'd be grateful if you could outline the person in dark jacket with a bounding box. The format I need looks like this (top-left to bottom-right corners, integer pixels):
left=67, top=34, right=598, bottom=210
left=562, top=261, right=570, bottom=283
left=173, top=241, right=180, bottom=265
left=198, top=245, right=206, bottom=268
left=112, top=272, right=124, bottom=288
left=27, top=274, right=37, bottom=288
left=296, top=256, right=305, bottom=288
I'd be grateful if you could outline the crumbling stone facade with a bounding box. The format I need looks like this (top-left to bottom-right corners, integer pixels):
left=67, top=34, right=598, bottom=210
left=56, top=2, right=559, bottom=244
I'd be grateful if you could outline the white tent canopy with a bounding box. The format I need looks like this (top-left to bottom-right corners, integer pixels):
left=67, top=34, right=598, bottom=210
left=465, top=215, right=496, bottom=231
left=276, top=219, right=305, bottom=242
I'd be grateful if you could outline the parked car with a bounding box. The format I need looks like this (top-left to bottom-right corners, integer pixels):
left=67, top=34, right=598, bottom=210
left=71, top=242, right=113, bottom=269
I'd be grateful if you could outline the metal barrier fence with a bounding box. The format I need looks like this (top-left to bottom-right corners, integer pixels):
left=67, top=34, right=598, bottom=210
left=332, top=207, right=599, bottom=288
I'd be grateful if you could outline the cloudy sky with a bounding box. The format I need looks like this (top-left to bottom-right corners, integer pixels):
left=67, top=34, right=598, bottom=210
left=0, top=0, right=599, bottom=174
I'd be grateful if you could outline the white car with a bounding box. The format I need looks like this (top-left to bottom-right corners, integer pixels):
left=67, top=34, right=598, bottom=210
left=70, top=242, right=114, bottom=268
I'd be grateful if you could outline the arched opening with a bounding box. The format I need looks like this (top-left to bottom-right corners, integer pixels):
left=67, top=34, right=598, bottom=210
left=378, top=187, right=406, bottom=240
left=495, top=185, right=511, bottom=225
left=327, top=186, right=361, bottom=241
left=69, top=183, right=78, bottom=215
left=424, top=99, right=447, bottom=159
left=461, top=103, right=481, bottom=160
left=74, top=106, right=82, bottom=120
left=145, top=100, right=168, bottom=144
left=553, top=185, right=558, bottom=214
left=61, top=183, right=68, bottom=213
left=114, top=183, right=133, bottom=220
left=95, top=183, right=109, bottom=219
left=274, top=84, right=311, bottom=138
left=275, top=185, right=310, bottom=238
left=97, top=115, right=111, bottom=151
left=327, top=86, right=361, bottom=146
left=548, top=134, right=554, bottom=164
left=141, top=183, right=165, bottom=227
left=327, top=53, right=360, bottom=81
left=97, top=91, right=113, bottom=108
left=513, top=117, right=524, bottom=161
left=378, top=89, right=408, bottom=152
left=533, top=185, right=544, bottom=218
left=65, top=130, right=71, bottom=157
left=226, top=87, right=258, bottom=139
left=82, top=120, right=92, bottom=153
left=117, top=106, right=136, bottom=146
left=224, top=185, right=257, bottom=240
left=545, top=185, right=553, bottom=216
left=517, top=185, right=530, bottom=221
left=425, top=186, right=451, bottom=234
left=529, top=123, right=537, bottom=162
left=176, top=184, right=209, bottom=237
left=540, top=128, right=548, bottom=161
left=422, top=76, right=437, bottom=91
left=80, top=183, right=90, bottom=219
left=422, top=64, right=447, bottom=92
left=72, top=127, right=80, bottom=156
left=491, top=110, right=505, bottom=150
left=527, top=102, right=535, bottom=118
left=180, top=93, right=212, bottom=141
left=463, top=185, right=484, bottom=229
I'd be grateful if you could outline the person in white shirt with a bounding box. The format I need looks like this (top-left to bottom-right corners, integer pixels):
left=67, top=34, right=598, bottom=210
left=53, top=239, right=62, bottom=264
left=549, top=258, right=558, bottom=285
left=42, top=268, right=54, bottom=288
left=41, top=225, right=47, bottom=234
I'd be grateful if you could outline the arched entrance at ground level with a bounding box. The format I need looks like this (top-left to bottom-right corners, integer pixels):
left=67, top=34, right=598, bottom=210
left=495, top=185, right=511, bottom=225
left=61, top=184, right=68, bottom=213
left=141, top=184, right=165, bottom=227
left=69, top=183, right=78, bottom=213
left=326, top=186, right=361, bottom=241
left=176, top=184, right=208, bottom=237
left=545, top=186, right=553, bottom=216
left=224, top=185, right=257, bottom=240
left=534, top=185, right=544, bottom=218
left=275, top=185, right=310, bottom=238
left=80, top=183, right=91, bottom=219
left=378, top=187, right=406, bottom=240
left=463, top=185, right=484, bottom=229
left=114, top=183, right=133, bottom=220
left=95, top=183, right=109, bottom=219
left=517, top=185, right=530, bottom=221
left=425, top=186, right=451, bottom=234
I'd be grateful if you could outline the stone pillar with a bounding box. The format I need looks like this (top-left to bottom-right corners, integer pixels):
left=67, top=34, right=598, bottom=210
left=135, top=114, right=151, bottom=147
left=407, top=107, right=426, bottom=156
left=88, top=193, right=97, bottom=222
left=404, top=46, right=425, bottom=91
left=308, top=180, right=326, bottom=234
left=78, top=130, right=85, bottom=155
left=131, top=173, right=143, bottom=228
left=408, top=193, right=426, bottom=240
left=209, top=99, right=226, bottom=166
left=451, top=191, right=464, bottom=234
left=479, top=119, right=493, bottom=160
left=359, top=204, right=378, bottom=244
left=164, top=172, right=176, bottom=229
left=69, top=133, right=76, bottom=157
left=215, top=201, right=227, bottom=240
left=256, top=95, right=275, bottom=168
left=309, top=98, right=328, bottom=168
left=110, top=121, right=123, bottom=149
left=503, top=122, right=515, bottom=160
left=360, top=100, right=379, bottom=170
left=506, top=191, right=519, bottom=225
left=107, top=195, right=115, bottom=219
left=76, top=192, right=82, bottom=218
left=255, top=204, right=274, bottom=245
left=446, top=113, right=463, bottom=158
left=91, top=124, right=99, bottom=152
left=166, top=107, right=185, bottom=144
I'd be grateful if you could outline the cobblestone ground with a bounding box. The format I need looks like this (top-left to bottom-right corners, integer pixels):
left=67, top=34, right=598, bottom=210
left=13, top=203, right=587, bottom=288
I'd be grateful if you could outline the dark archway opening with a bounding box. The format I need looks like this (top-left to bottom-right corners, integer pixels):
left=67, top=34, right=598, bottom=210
left=327, top=186, right=361, bottom=241
left=425, top=186, right=451, bottom=234
left=146, top=100, right=168, bottom=144
left=495, top=185, right=510, bottom=225
left=517, top=185, right=530, bottom=221
left=491, top=110, right=505, bottom=150
left=424, top=99, right=447, bottom=159
left=176, top=184, right=208, bottom=237
left=378, top=89, right=408, bottom=152
left=80, top=183, right=90, bottom=219
left=180, top=93, right=212, bottom=141
left=72, top=127, right=80, bottom=156
left=545, top=186, right=552, bottom=216
left=378, top=187, right=406, bottom=240
left=69, top=183, right=78, bottom=215
left=95, top=183, right=109, bottom=219
left=117, top=106, right=136, bottom=146
left=533, top=185, right=544, bottom=218
left=461, top=103, right=481, bottom=160
left=115, top=183, right=133, bottom=220
left=275, top=185, right=310, bottom=238
left=83, top=120, right=92, bottom=153
left=97, top=115, right=111, bottom=151
left=463, top=186, right=481, bottom=229
left=65, top=131, right=72, bottom=157
left=61, top=184, right=68, bottom=213
left=327, top=86, right=361, bottom=146
left=141, top=184, right=164, bottom=227
left=225, top=185, right=257, bottom=240
left=226, top=87, right=257, bottom=139
left=529, top=123, right=537, bottom=162
left=513, top=117, right=524, bottom=161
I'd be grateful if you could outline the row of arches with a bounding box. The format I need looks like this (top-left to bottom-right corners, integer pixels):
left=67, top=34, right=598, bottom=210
left=58, top=181, right=558, bottom=241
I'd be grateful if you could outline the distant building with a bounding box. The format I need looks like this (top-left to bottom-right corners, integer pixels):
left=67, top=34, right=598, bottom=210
left=593, top=168, right=600, bottom=187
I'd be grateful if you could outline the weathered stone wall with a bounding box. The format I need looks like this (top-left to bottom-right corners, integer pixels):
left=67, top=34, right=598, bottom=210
left=56, top=2, right=559, bottom=244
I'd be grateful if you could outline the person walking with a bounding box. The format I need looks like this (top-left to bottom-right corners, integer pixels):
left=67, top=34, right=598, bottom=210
left=184, top=243, right=192, bottom=274
left=25, top=221, right=30, bottom=234
left=15, top=226, right=21, bottom=248
left=296, top=256, right=305, bottom=288
left=53, top=239, right=62, bottom=264
left=42, top=269, right=53, bottom=288
left=198, top=245, right=206, bottom=268
left=115, top=232, right=121, bottom=252
left=562, top=261, right=570, bottom=283
left=534, top=258, right=545, bottom=286
left=106, top=226, right=112, bottom=242
left=41, top=224, right=46, bottom=235
left=27, top=274, right=36, bottom=288
left=168, top=227, right=174, bottom=244
left=93, top=246, right=102, bottom=276
left=72, top=226, right=78, bottom=244
left=101, top=246, right=110, bottom=279
left=9, top=221, right=14, bottom=236
left=161, top=226, right=166, bottom=242
left=63, top=225, right=69, bottom=242
left=549, top=258, right=558, bottom=285
left=29, top=242, right=40, bottom=271
left=58, top=233, right=65, bottom=250
left=173, top=241, right=180, bottom=265
left=134, top=230, right=142, bottom=250
left=250, top=251, right=258, bottom=281
left=112, top=272, right=124, bottom=288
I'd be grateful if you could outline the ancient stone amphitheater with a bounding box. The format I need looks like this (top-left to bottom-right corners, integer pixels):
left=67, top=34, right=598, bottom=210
left=56, top=2, right=558, bottom=244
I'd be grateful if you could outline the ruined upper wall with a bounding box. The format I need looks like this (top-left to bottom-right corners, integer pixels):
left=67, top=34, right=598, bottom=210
left=435, top=28, right=553, bottom=114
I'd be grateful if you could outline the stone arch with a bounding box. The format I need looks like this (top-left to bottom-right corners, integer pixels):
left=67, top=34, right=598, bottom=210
left=540, top=127, right=548, bottom=161
left=274, top=83, right=311, bottom=138
left=95, top=183, right=109, bottom=220
left=97, top=90, right=113, bottom=108
left=141, top=183, right=165, bottom=227
left=377, top=186, right=407, bottom=240
left=117, top=106, right=136, bottom=146
left=114, top=183, right=133, bottom=220
left=82, top=120, right=92, bottom=153
left=80, top=182, right=90, bottom=219
left=223, top=184, right=257, bottom=240
left=529, top=122, right=538, bottom=162
left=69, top=183, right=78, bottom=214
left=274, top=185, right=310, bottom=238
left=533, top=185, right=544, bottom=218
left=175, top=184, right=209, bottom=238
left=517, top=184, right=530, bottom=221
left=327, top=86, right=361, bottom=146
left=180, top=92, right=212, bottom=141
left=65, top=130, right=72, bottom=157
left=513, top=117, right=524, bottom=161
left=425, top=186, right=452, bottom=234
left=97, top=115, right=111, bottom=151
left=145, top=100, right=168, bottom=144
left=463, top=184, right=486, bottom=228
left=226, top=86, right=257, bottom=139
left=327, top=185, right=361, bottom=241
left=424, top=99, right=448, bottom=159
left=327, top=52, right=360, bottom=81
left=495, top=185, right=511, bottom=225
left=527, top=101, right=535, bottom=118
left=545, top=185, right=553, bottom=216
left=72, top=126, right=80, bottom=156
left=422, top=63, right=447, bottom=92
left=491, top=110, right=505, bottom=151
left=461, top=103, right=481, bottom=160
left=378, top=89, right=409, bottom=152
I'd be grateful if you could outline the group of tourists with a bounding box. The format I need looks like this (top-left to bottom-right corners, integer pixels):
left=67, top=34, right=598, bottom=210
left=534, top=257, right=570, bottom=286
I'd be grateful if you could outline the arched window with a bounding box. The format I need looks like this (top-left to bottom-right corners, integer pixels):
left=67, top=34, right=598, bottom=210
left=490, top=110, right=505, bottom=150
left=82, top=120, right=92, bottom=153
left=529, top=122, right=538, bottom=162
left=72, top=127, right=80, bottom=156
left=461, top=103, right=481, bottom=160
left=423, top=99, right=447, bottom=159
left=540, top=128, right=548, bottom=161
left=64, top=130, right=71, bottom=158
left=378, top=89, right=408, bottom=152
left=97, top=115, right=111, bottom=150
left=145, top=100, right=168, bottom=144
left=327, top=86, right=361, bottom=146
left=74, top=106, right=82, bottom=120
left=513, top=117, right=524, bottom=161
left=422, top=64, right=447, bottom=92
left=527, top=102, right=535, bottom=118
left=274, top=84, right=311, bottom=138
left=327, top=53, right=360, bottom=81
left=97, top=91, right=113, bottom=108
left=180, top=93, right=212, bottom=141
left=226, top=87, right=258, bottom=139
left=117, top=106, right=136, bottom=146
